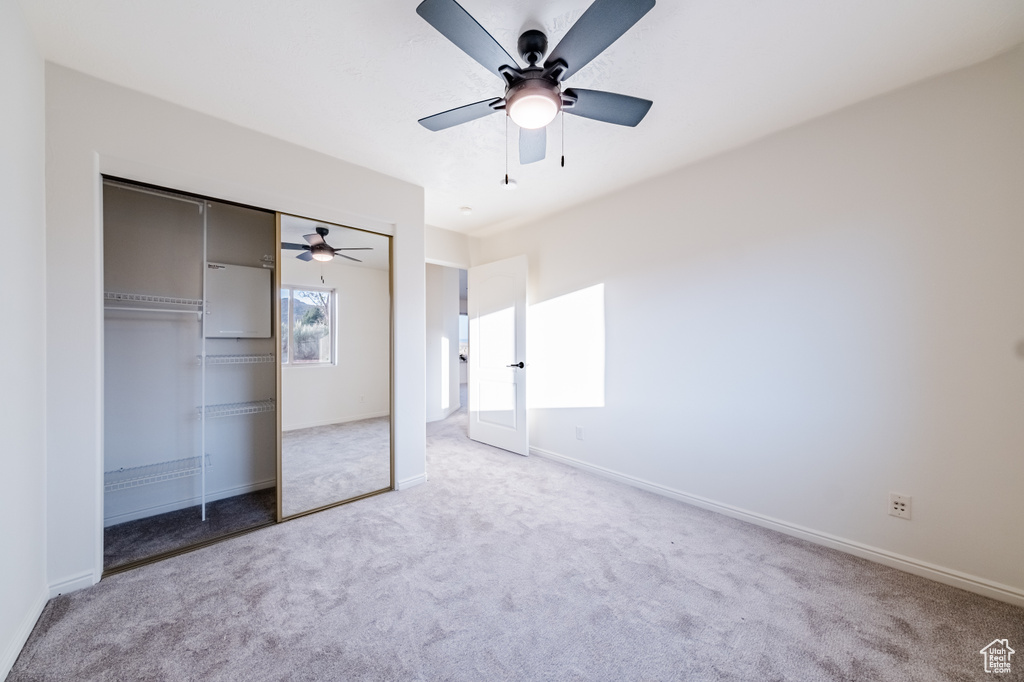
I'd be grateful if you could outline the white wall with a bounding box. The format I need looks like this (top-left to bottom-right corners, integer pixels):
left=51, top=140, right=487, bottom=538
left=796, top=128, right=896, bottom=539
left=474, top=45, right=1024, bottom=604
left=425, top=224, right=471, bottom=269
left=282, top=258, right=391, bottom=430
left=45, top=64, right=426, bottom=595
left=0, top=0, right=48, bottom=676
left=425, top=264, right=461, bottom=421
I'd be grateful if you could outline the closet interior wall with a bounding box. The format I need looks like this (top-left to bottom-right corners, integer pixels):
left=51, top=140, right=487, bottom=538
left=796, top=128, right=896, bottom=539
left=103, top=181, right=277, bottom=528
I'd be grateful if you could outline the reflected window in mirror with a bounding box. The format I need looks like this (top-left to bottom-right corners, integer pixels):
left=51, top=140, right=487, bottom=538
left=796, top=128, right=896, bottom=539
left=281, top=286, right=335, bottom=365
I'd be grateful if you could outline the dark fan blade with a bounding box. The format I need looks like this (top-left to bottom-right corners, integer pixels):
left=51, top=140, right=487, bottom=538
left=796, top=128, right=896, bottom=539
left=416, top=0, right=518, bottom=77
left=296, top=251, right=314, bottom=261
left=303, top=233, right=325, bottom=246
left=545, top=0, right=655, bottom=81
left=335, top=253, right=363, bottom=263
left=563, top=88, right=652, bottom=126
left=419, top=98, right=503, bottom=131
left=281, top=242, right=309, bottom=251
left=519, top=127, right=546, bottom=164
left=334, top=247, right=373, bottom=251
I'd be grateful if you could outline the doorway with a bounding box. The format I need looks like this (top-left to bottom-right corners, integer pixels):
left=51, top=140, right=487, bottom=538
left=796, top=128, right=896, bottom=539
left=425, top=257, right=528, bottom=454
left=425, top=264, right=465, bottom=423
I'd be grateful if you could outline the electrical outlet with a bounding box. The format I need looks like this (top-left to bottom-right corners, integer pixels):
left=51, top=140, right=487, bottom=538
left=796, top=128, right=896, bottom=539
left=889, top=493, right=911, bottom=519
left=575, top=426, right=584, bottom=441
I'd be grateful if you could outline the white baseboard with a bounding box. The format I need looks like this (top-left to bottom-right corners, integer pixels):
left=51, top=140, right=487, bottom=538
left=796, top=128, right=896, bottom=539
left=396, top=473, right=428, bottom=491
left=530, top=446, right=1024, bottom=608
left=283, top=411, right=390, bottom=432
left=48, top=570, right=96, bottom=599
left=1, top=587, right=48, bottom=679
left=104, top=479, right=276, bottom=527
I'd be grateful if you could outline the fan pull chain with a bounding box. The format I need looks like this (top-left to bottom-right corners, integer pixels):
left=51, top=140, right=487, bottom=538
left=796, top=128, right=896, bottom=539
left=504, top=114, right=509, bottom=186
left=561, top=109, right=565, bottom=168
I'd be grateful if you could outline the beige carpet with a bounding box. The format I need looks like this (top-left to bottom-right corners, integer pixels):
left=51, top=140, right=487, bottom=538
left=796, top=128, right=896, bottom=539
left=281, top=417, right=391, bottom=517
left=10, top=397, right=1023, bottom=680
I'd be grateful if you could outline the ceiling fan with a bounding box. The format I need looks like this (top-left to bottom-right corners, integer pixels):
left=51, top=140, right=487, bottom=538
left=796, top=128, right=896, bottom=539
left=416, top=0, right=655, bottom=165
left=281, top=226, right=372, bottom=263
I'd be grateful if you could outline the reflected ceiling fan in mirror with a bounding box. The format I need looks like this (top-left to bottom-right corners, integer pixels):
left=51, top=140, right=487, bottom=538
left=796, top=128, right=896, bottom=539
left=281, top=226, right=373, bottom=263
left=416, top=0, right=655, bottom=165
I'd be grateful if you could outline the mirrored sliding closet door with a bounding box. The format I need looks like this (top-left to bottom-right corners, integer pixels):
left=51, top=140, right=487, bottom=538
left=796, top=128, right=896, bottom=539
left=277, top=214, right=393, bottom=519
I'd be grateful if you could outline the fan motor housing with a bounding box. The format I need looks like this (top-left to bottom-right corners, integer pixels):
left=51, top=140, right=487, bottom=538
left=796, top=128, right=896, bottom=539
left=504, top=68, right=559, bottom=99
left=310, top=243, right=334, bottom=261
left=517, top=29, right=548, bottom=65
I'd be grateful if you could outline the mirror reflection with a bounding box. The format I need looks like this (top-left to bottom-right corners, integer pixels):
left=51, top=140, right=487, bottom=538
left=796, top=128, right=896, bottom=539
left=279, top=215, right=391, bottom=518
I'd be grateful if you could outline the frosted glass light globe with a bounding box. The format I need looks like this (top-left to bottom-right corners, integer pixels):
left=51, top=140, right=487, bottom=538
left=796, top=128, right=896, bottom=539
left=507, top=89, right=559, bottom=129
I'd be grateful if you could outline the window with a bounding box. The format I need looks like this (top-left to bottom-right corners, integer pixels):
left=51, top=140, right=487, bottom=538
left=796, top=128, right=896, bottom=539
left=459, top=313, right=469, bottom=360
left=281, top=286, right=334, bottom=365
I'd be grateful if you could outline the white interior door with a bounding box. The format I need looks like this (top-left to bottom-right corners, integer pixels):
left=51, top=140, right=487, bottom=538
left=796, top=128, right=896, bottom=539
left=468, top=255, right=528, bottom=455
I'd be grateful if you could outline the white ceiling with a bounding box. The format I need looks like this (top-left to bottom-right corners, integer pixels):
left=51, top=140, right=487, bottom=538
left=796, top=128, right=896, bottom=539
left=20, top=0, right=1024, bottom=235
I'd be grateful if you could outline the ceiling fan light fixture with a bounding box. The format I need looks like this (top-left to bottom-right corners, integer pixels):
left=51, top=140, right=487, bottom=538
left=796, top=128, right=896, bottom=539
left=416, top=0, right=657, bottom=164
left=506, top=82, right=560, bottom=130
left=310, top=244, right=334, bottom=262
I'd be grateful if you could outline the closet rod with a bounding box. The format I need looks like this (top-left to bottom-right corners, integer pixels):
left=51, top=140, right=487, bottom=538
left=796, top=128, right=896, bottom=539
left=103, top=179, right=205, bottom=208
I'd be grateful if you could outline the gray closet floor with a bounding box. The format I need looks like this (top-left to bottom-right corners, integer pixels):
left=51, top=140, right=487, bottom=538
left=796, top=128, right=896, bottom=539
left=103, top=488, right=276, bottom=571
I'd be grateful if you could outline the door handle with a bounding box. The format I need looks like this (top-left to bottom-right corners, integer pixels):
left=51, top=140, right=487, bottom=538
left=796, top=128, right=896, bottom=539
left=507, top=362, right=525, bottom=369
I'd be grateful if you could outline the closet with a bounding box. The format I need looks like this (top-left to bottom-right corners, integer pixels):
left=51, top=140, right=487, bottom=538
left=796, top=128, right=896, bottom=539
left=102, top=179, right=277, bottom=572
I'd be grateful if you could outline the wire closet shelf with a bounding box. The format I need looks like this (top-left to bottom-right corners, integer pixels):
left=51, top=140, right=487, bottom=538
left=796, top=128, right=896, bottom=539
left=104, top=291, right=203, bottom=316
left=199, top=353, right=276, bottom=365
left=199, top=399, right=276, bottom=419
left=104, top=455, right=211, bottom=493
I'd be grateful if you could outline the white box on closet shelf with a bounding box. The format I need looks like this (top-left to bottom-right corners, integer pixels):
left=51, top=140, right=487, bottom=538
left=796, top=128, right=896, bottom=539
left=205, top=263, right=271, bottom=338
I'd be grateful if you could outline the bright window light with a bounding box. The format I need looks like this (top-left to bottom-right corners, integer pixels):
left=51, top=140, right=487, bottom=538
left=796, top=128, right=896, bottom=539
left=441, top=337, right=450, bottom=411
left=527, top=284, right=605, bottom=409
left=469, top=306, right=518, bottom=424
left=459, top=314, right=469, bottom=357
